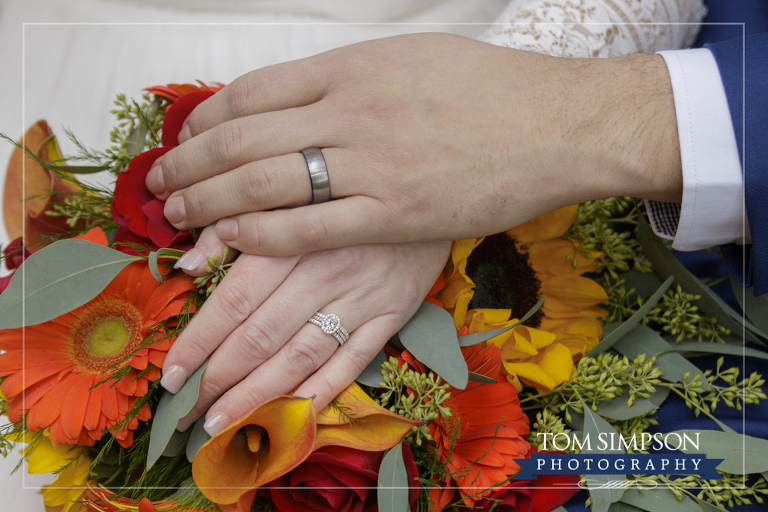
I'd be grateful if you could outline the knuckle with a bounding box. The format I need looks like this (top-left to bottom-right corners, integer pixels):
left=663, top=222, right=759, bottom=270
left=233, top=322, right=276, bottom=362
left=241, top=164, right=276, bottom=206
left=182, top=186, right=207, bottom=224
left=214, top=283, right=253, bottom=325
left=342, top=344, right=370, bottom=374
left=298, top=212, right=331, bottom=249
left=161, top=152, right=182, bottom=190
left=328, top=245, right=367, bottom=275
left=212, top=122, right=243, bottom=162
left=285, top=341, right=322, bottom=376
left=242, top=215, right=265, bottom=250
left=225, top=77, right=256, bottom=119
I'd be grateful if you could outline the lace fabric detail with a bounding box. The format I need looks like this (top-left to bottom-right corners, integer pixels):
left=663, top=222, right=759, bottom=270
left=479, top=0, right=707, bottom=56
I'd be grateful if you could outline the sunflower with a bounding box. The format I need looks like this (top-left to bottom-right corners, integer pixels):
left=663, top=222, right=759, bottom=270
left=436, top=206, right=609, bottom=393
left=0, top=228, right=196, bottom=448
left=6, top=429, right=94, bottom=512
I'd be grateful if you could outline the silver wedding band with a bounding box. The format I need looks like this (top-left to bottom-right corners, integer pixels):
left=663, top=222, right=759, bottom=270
left=308, top=312, right=349, bottom=345
left=301, top=147, right=331, bottom=204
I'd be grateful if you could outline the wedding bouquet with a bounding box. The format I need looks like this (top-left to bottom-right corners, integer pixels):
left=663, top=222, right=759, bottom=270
left=1, top=83, right=767, bottom=512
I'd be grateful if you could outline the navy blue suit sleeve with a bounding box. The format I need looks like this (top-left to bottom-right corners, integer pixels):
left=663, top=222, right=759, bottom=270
left=705, top=33, right=768, bottom=296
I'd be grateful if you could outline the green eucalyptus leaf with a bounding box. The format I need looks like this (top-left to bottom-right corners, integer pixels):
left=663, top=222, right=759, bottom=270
left=148, top=251, right=163, bottom=283
left=468, top=371, right=497, bottom=384
left=586, top=276, right=674, bottom=357
left=356, top=349, right=387, bottom=388
left=157, top=248, right=186, bottom=260
left=669, top=429, right=768, bottom=474
left=398, top=301, right=468, bottom=389
left=614, top=271, right=665, bottom=301
left=608, top=503, right=643, bottom=512
left=612, top=325, right=710, bottom=391
left=620, top=488, right=702, bottom=512
left=458, top=296, right=545, bottom=347
left=730, top=274, right=768, bottom=334
left=147, top=361, right=208, bottom=471
left=638, top=217, right=766, bottom=345
left=581, top=398, right=625, bottom=512
left=161, top=429, right=190, bottom=457
left=148, top=248, right=187, bottom=283
left=124, top=124, right=148, bottom=158
left=549, top=507, right=569, bottom=512
left=596, top=386, right=671, bottom=420
left=694, top=498, right=729, bottom=512
left=186, top=416, right=211, bottom=462
left=377, top=442, right=410, bottom=512
left=0, top=239, right=140, bottom=328
left=656, top=341, right=768, bottom=361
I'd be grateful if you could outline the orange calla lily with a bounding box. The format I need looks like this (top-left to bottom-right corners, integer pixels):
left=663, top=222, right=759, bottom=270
left=192, top=396, right=316, bottom=506
left=192, top=384, right=419, bottom=508
left=315, top=383, right=421, bottom=451
left=3, top=120, right=84, bottom=250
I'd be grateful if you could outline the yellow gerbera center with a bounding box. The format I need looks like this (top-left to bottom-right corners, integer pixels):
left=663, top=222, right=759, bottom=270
left=69, top=299, right=143, bottom=373
left=465, top=233, right=543, bottom=327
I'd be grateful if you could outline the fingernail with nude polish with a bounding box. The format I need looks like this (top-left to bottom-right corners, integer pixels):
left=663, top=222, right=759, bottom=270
left=204, top=412, right=231, bottom=437
left=175, top=247, right=207, bottom=271
left=178, top=124, right=192, bottom=144
left=146, top=158, right=166, bottom=196
left=216, top=219, right=238, bottom=241
left=164, top=195, right=186, bottom=225
left=160, top=365, right=189, bottom=394
left=175, top=407, right=197, bottom=432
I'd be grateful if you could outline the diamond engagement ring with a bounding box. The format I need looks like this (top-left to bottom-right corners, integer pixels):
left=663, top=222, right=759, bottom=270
left=301, top=147, right=331, bottom=204
left=308, top=312, right=349, bottom=345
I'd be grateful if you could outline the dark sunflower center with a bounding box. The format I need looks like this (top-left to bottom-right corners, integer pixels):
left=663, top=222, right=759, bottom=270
left=464, top=233, right=543, bottom=327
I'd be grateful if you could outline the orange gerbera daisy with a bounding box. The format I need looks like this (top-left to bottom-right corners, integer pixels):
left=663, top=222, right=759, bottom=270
left=84, top=487, right=215, bottom=512
left=145, top=81, right=225, bottom=104
left=435, top=206, right=609, bottom=392
left=402, top=345, right=530, bottom=510
left=0, top=228, right=196, bottom=448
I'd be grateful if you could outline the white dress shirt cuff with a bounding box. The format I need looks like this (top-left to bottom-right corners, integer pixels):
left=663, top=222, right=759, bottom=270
left=646, top=48, right=747, bottom=250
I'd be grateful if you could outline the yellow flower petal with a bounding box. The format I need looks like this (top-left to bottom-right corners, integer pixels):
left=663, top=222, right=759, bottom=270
left=315, top=383, right=419, bottom=451
left=507, top=205, right=578, bottom=245
left=526, top=239, right=602, bottom=276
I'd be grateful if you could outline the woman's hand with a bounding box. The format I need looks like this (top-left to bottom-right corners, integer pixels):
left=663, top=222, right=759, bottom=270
left=146, top=33, right=681, bottom=257
left=161, top=227, right=451, bottom=436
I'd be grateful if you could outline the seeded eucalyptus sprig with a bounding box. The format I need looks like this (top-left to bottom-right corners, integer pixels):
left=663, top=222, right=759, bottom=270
left=193, top=247, right=233, bottom=296
left=565, top=197, right=652, bottom=276
left=642, top=285, right=731, bottom=343
left=377, top=357, right=452, bottom=446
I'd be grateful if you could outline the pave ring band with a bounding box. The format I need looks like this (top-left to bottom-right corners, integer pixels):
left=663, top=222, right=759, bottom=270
left=308, top=312, right=349, bottom=345
left=301, top=148, right=331, bottom=204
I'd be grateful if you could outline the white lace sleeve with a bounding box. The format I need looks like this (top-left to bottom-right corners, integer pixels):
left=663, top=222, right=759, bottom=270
left=478, top=0, right=707, bottom=56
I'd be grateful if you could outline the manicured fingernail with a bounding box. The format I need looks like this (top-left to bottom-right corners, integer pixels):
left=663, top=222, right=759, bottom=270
left=175, top=247, right=207, bottom=271
left=146, top=158, right=166, bottom=196
left=216, top=219, right=238, bottom=241
left=176, top=407, right=197, bottom=432
left=165, top=195, right=186, bottom=225
left=178, top=124, right=192, bottom=144
left=204, top=412, right=231, bottom=437
left=160, top=365, right=189, bottom=394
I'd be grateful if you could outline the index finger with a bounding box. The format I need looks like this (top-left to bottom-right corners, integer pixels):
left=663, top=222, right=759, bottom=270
left=179, top=55, right=331, bottom=144
left=160, top=253, right=299, bottom=394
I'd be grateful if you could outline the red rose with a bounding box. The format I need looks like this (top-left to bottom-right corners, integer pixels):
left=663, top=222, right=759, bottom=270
left=0, top=237, right=30, bottom=293
left=111, top=91, right=215, bottom=253
left=267, top=445, right=419, bottom=512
